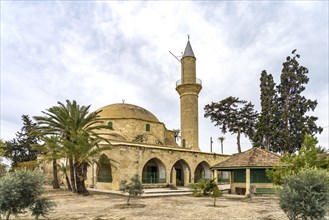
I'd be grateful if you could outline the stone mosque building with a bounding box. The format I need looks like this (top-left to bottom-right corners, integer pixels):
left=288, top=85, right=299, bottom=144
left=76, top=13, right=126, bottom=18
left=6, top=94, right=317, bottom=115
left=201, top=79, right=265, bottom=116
left=86, top=40, right=231, bottom=190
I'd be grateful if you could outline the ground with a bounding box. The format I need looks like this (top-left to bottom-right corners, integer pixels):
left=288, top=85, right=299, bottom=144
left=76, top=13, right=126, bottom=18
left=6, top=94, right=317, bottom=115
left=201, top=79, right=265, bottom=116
left=20, top=187, right=288, bottom=220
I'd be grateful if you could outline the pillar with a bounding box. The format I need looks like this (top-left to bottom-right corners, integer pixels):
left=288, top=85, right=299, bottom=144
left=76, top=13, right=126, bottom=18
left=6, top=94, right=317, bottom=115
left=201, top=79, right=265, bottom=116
left=245, top=168, right=251, bottom=197
left=184, top=168, right=190, bottom=186
left=171, top=168, right=177, bottom=186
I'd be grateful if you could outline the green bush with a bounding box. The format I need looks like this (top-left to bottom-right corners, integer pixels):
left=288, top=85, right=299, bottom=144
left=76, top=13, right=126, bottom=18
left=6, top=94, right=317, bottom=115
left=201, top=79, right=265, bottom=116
left=0, top=170, right=55, bottom=220
left=190, top=178, right=217, bottom=197
left=278, top=167, right=329, bottom=220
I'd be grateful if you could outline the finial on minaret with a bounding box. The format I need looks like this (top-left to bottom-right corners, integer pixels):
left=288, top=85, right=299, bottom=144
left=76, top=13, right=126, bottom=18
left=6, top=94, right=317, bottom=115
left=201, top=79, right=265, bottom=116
left=182, top=36, right=195, bottom=58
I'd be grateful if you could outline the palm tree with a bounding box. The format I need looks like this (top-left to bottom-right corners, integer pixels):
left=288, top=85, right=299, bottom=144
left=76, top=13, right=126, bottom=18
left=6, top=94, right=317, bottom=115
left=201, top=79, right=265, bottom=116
left=33, top=135, right=64, bottom=189
left=57, top=162, right=71, bottom=191
left=34, top=100, right=110, bottom=195
left=57, top=161, right=72, bottom=191
left=63, top=131, right=111, bottom=195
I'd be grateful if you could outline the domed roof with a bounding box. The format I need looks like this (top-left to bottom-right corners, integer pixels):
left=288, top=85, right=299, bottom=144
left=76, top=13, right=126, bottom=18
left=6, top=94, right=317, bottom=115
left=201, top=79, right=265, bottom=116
left=96, top=103, right=160, bottom=123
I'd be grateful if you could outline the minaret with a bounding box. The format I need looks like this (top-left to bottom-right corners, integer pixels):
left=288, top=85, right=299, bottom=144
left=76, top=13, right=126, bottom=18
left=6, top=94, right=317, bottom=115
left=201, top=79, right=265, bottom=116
left=176, top=39, right=202, bottom=151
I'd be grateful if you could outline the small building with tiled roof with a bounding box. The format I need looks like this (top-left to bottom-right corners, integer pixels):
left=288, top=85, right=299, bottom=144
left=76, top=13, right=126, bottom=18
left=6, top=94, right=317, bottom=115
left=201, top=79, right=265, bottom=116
left=211, top=147, right=280, bottom=196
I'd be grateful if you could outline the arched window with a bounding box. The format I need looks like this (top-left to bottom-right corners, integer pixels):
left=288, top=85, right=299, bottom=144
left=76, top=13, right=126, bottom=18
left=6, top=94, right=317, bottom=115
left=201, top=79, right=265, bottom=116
left=108, top=121, right=113, bottom=130
left=97, top=155, right=112, bottom=183
left=146, top=124, right=151, bottom=132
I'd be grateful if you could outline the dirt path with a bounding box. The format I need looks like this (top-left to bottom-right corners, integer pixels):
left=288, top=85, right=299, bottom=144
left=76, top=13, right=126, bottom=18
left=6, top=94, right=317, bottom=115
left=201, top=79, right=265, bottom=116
left=19, top=188, right=288, bottom=220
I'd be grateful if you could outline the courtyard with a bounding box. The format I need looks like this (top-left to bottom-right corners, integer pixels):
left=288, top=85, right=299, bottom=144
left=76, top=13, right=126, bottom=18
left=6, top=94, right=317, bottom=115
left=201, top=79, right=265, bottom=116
left=20, top=187, right=288, bottom=220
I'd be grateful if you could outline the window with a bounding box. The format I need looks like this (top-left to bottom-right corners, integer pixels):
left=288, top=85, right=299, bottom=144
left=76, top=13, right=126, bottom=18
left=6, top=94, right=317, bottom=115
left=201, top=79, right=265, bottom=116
left=182, top=139, right=186, bottom=147
left=97, top=155, right=112, bottom=183
left=108, top=121, right=113, bottom=130
left=233, top=169, right=246, bottom=183
left=251, top=169, right=271, bottom=183
left=146, top=124, right=150, bottom=132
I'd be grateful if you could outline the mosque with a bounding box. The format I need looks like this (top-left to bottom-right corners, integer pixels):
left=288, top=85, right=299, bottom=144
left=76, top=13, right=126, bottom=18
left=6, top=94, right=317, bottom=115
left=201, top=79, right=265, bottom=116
left=86, top=40, right=230, bottom=190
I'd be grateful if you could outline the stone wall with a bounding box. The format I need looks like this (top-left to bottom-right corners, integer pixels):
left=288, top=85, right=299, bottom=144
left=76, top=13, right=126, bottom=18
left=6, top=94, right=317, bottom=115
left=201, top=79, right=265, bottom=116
left=97, top=118, right=178, bottom=146
left=86, top=143, right=231, bottom=190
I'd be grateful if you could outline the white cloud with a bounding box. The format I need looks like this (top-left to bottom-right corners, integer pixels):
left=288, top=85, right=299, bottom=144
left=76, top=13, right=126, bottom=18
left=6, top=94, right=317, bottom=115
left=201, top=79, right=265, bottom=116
left=1, top=1, right=328, bottom=153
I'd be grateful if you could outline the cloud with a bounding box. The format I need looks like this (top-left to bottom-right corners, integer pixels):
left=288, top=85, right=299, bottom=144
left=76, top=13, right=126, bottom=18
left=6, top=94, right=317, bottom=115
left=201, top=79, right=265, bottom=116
left=1, top=1, right=328, bottom=153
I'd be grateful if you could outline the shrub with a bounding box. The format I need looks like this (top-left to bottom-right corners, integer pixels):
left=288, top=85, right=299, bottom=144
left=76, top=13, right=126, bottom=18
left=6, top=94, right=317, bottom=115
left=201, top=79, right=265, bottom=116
left=0, top=170, right=55, bottom=220
left=278, top=167, right=329, bottom=220
left=119, top=175, right=144, bottom=205
left=190, top=178, right=217, bottom=197
left=211, top=185, right=222, bottom=206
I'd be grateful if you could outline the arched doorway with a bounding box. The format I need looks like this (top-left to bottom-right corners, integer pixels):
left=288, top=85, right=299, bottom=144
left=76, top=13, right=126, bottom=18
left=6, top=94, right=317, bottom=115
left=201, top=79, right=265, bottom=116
left=194, top=161, right=211, bottom=183
left=171, top=160, right=191, bottom=186
left=97, top=154, right=112, bottom=183
left=142, top=158, right=166, bottom=184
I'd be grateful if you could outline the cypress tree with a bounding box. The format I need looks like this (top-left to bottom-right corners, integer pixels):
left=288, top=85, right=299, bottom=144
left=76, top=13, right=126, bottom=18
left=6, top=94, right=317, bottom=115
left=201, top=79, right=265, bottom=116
left=276, top=50, right=322, bottom=153
left=253, top=71, right=279, bottom=151
left=4, top=115, right=40, bottom=168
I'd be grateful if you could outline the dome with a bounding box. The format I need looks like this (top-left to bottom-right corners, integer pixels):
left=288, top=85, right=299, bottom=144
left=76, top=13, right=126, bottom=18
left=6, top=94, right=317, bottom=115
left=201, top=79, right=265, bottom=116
left=96, top=103, right=160, bottom=123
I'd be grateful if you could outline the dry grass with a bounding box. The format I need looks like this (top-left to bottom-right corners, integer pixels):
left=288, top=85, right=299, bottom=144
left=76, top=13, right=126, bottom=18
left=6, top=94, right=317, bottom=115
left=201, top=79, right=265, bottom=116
left=18, top=187, right=288, bottom=220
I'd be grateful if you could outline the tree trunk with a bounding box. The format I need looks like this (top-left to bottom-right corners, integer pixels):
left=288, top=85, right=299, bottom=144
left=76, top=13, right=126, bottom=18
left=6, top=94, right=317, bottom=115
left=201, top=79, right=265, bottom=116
left=69, top=157, right=77, bottom=193
left=75, top=162, right=89, bottom=196
left=220, top=141, right=223, bottom=154
left=237, top=127, right=241, bottom=153
left=65, top=173, right=72, bottom=191
left=52, top=159, right=60, bottom=189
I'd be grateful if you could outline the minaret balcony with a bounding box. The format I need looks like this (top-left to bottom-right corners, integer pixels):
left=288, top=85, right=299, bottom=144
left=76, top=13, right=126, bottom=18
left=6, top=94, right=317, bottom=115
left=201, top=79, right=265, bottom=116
left=176, top=78, right=202, bottom=87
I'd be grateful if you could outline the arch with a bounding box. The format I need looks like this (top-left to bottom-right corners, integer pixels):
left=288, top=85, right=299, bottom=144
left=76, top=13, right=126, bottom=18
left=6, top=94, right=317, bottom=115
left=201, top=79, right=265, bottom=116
left=142, top=158, right=166, bottom=184
left=194, top=161, right=211, bottom=183
left=97, top=154, right=112, bottom=183
left=171, top=159, right=191, bottom=186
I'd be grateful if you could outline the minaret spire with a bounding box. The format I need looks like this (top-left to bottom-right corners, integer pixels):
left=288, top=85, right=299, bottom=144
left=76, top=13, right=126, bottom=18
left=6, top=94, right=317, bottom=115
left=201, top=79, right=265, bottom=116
left=176, top=38, right=202, bottom=151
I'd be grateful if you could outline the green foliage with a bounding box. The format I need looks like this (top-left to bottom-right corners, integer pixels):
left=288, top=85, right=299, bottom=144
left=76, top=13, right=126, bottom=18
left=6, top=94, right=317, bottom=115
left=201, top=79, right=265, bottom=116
left=255, top=51, right=322, bottom=153
left=267, top=134, right=329, bottom=185
left=0, top=159, right=6, bottom=178
left=253, top=71, right=278, bottom=150
left=34, top=100, right=111, bottom=195
left=204, top=96, right=258, bottom=153
left=30, top=197, right=56, bottom=220
left=0, top=140, right=5, bottom=156
left=119, top=175, right=144, bottom=205
left=278, top=167, right=329, bottom=220
left=33, top=135, right=63, bottom=189
left=3, top=115, right=40, bottom=168
left=190, top=178, right=217, bottom=197
left=0, top=170, right=55, bottom=220
left=276, top=51, right=322, bottom=153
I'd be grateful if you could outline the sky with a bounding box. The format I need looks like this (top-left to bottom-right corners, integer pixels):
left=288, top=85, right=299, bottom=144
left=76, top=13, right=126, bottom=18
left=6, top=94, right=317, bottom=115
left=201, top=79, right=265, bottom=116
left=1, top=1, right=328, bottom=155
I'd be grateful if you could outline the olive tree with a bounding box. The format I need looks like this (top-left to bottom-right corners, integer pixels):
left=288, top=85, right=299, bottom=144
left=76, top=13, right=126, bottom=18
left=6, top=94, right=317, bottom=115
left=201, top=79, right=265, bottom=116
left=119, top=175, right=144, bottom=205
left=0, top=170, right=55, bottom=220
left=278, top=167, right=329, bottom=220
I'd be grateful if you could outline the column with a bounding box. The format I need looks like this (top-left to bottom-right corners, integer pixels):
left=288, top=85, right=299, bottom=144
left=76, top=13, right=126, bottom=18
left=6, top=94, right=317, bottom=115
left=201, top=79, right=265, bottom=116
left=171, top=168, right=177, bottom=186
left=184, top=168, right=190, bottom=187
left=213, top=170, right=218, bottom=184
left=245, top=168, right=250, bottom=197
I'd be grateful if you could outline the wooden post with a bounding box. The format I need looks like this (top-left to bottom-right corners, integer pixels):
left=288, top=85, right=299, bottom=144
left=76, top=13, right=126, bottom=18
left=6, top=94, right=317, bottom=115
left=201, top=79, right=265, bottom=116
left=213, top=170, right=218, bottom=184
